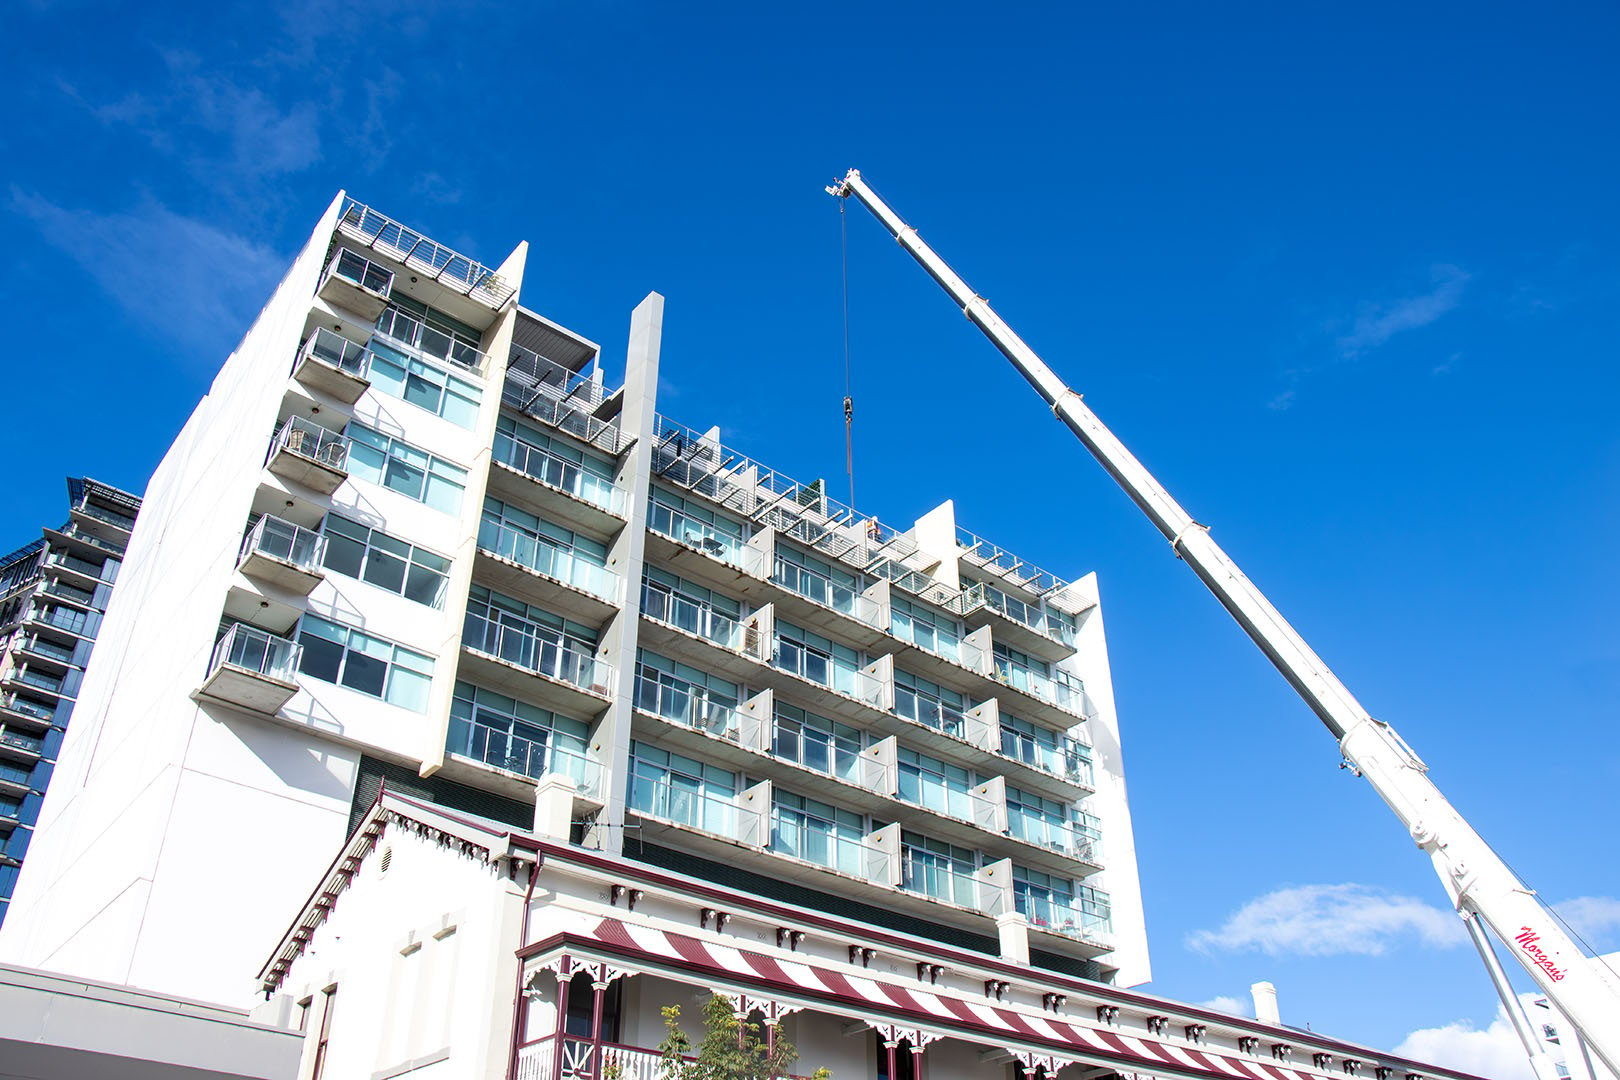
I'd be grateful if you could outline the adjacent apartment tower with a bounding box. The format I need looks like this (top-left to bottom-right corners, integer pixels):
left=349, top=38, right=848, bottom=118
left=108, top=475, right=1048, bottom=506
left=0, top=194, right=1148, bottom=1004
left=0, top=478, right=140, bottom=925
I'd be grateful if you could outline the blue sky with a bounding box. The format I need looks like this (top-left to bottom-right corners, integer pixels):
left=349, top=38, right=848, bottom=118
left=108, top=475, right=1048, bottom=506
left=3, top=1, right=1617, bottom=1071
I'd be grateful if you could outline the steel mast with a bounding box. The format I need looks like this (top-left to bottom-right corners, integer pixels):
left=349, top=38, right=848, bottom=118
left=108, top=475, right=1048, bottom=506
left=827, top=168, right=1618, bottom=1068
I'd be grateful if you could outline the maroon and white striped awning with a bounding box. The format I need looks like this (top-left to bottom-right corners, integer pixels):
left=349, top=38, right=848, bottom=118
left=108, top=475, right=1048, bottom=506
left=575, top=918, right=1328, bottom=1080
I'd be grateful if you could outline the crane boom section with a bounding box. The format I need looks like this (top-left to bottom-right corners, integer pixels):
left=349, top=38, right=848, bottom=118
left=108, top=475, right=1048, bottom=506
left=827, top=168, right=1619, bottom=1065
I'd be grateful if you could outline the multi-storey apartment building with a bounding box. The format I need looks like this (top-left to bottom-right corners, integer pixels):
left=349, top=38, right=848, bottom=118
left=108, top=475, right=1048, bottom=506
left=0, top=194, right=1147, bottom=1006
left=0, top=478, right=140, bottom=926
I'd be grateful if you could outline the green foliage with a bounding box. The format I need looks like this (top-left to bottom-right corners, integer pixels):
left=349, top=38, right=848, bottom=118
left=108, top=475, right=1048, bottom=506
left=654, top=994, right=825, bottom=1080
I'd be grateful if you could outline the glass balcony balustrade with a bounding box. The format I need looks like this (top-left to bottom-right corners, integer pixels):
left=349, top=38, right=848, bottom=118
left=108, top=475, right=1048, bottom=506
left=1006, top=811, right=1083, bottom=857
left=20, top=636, right=76, bottom=664
left=0, top=730, right=44, bottom=754
left=627, top=773, right=740, bottom=841
left=899, top=777, right=994, bottom=828
left=209, top=623, right=302, bottom=685
left=240, top=516, right=327, bottom=573
left=647, top=502, right=746, bottom=567
left=13, top=670, right=63, bottom=694
left=1, top=695, right=55, bottom=723
left=477, top=521, right=618, bottom=601
left=463, top=612, right=612, bottom=696
left=771, top=557, right=882, bottom=627
left=640, top=586, right=746, bottom=652
left=447, top=716, right=598, bottom=794
left=633, top=668, right=740, bottom=741
left=323, top=248, right=394, bottom=298
left=71, top=498, right=136, bottom=532
left=272, top=416, right=349, bottom=470
left=492, top=433, right=623, bottom=515
left=994, top=658, right=1085, bottom=714
left=299, top=327, right=372, bottom=379
left=46, top=552, right=104, bottom=579
left=998, top=725, right=1094, bottom=785
left=41, top=580, right=95, bottom=607
left=962, top=581, right=1074, bottom=646
left=1017, top=888, right=1111, bottom=941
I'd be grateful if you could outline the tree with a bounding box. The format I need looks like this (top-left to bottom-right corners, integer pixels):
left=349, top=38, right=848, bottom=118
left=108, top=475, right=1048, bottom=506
left=655, top=993, right=831, bottom=1080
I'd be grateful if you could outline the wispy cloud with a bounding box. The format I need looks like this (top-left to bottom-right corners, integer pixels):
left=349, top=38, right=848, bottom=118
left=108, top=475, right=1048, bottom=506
left=10, top=190, right=286, bottom=356
left=1186, top=883, right=1466, bottom=957
left=1395, top=995, right=1539, bottom=1080
left=1554, top=895, right=1620, bottom=945
left=1335, top=264, right=1471, bottom=358
left=1197, top=995, right=1251, bottom=1017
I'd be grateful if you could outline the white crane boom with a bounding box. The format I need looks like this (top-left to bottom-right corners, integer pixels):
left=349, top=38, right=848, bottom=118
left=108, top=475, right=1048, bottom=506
left=827, top=168, right=1619, bottom=1068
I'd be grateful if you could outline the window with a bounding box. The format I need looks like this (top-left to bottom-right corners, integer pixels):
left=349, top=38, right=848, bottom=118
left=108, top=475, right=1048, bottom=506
left=774, top=543, right=863, bottom=614
left=893, top=668, right=965, bottom=738
left=35, top=604, right=87, bottom=635
left=628, top=742, right=737, bottom=835
left=1013, top=866, right=1111, bottom=936
left=322, top=515, right=450, bottom=607
left=901, top=831, right=979, bottom=907
left=494, top=415, right=617, bottom=510
left=0, top=796, right=21, bottom=820
left=772, top=790, right=865, bottom=875
left=772, top=703, right=863, bottom=783
left=376, top=296, right=484, bottom=369
left=479, top=499, right=613, bottom=597
left=563, top=971, right=622, bottom=1040
left=368, top=341, right=482, bottom=428
left=898, top=747, right=979, bottom=822
left=1005, top=786, right=1075, bottom=852
left=634, top=650, right=740, bottom=735
left=346, top=423, right=467, bottom=514
left=891, top=595, right=962, bottom=661
left=447, top=681, right=589, bottom=783
left=648, top=487, right=747, bottom=564
left=310, top=987, right=337, bottom=1080
left=774, top=620, right=859, bottom=695
left=641, top=567, right=743, bottom=646
left=464, top=586, right=603, bottom=690
left=297, top=615, right=434, bottom=711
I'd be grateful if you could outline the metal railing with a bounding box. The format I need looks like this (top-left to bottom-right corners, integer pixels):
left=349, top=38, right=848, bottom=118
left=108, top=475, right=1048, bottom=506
left=297, top=327, right=371, bottom=378
left=509, top=342, right=607, bottom=409
left=0, top=729, right=44, bottom=753
left=270, top=416, right=349, bottom=471
left=633, top=669, right=741, bottom=742
left=900, top=845, right=979, bottom=908
left=447, top=717, right=598, bottom=794
left=1017, top=888, right=1112, bottom=942
left=322, top=247, right=394, bottom=299
left=463, top=612, right=613, bottom=696
left=375, top=306, right=485, bottom=370
left=501, top=372, right=625, bottom=454
left=208, top=623, right=302, bottom=684
left=240, top=515, right=327, bottom=572
left=1, top=695, right=55, bottom=722
left=962, top=581, right=1073, bottom=645
left=771, top=556, right=883, bottom=627
left=993, top=659, right=1085, bottom=714
left=477, top=521, right=619, bottom=601
left=956, top=525, right=1066, bottom=595
left=627, top=772, right=740, bottom=840
left=492, top=432, right=624, bottom=515
left=71, top=499, right=136, bottom=532
left=338, top=198, right=515, bottom=307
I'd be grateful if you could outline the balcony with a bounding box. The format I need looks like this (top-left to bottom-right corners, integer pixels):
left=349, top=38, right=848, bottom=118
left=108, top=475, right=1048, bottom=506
left=196, top=623, right=302, bottom=714
left=44, top=551, right=105, bottom=588
left=337, top=198, right=516, bottom=313
left=988, top=660, right=1089, bottom=725
left=292, top=328, right=371, bottom=404
left=899, top=844, right=984, bottom=911
left=501, top=372, right=625, bottom=455
left=487, top=433, right=625, bottom=538
left=998, top=725, right=1094, bottom=789
left=237, top=516, right=327, bottom=596
left=42, top=523, right=125, bottom=558
left=516, top=1036, right=824, bottom=1080
left=376, top=306, right=486, bottom=372
left=626, top=773, right=769, bottom=849
left=70, top=497, right=136, bottom=538
left=0, top=727, right=45, bottom=762
left=1006, top=813, right=1102, bottom=869
left=474, top=522, right=620, bottom=621
left=961, top=581, right=1075, bottom=661
left=446, top=716, right=600, bottom=798
left=765, top=554, right=889, bottom=649
left=0, top=693, right=56, bottom=729
left=459, top=612, right=614, bottom=717
left=633, top=670, right=749, bottom=747
left=1018, top=889, right=1111, bottom=948
left=39, top=578, right=96, bottom=610
left=266, top=417, right=348, bottom=495
left=318, top=247, right=394, bottom=320
left=15, top=635, right=77, bottom=668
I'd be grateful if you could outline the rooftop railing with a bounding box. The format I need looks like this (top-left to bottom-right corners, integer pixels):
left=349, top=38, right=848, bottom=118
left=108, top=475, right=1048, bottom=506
left=240, top=515, right=327, bottom=573
left=509, top=342, right=607, bottom=409
left=338, top=199, right=515, bottom=308
left=492, top=431, right=624, bottom=515
left=477, top=521, right=619, bottom=601
left=502, top=369, right=625, bottom=454
left=208, top=623, right=302, bottom=684
left=463, top=612, right=613, bottom=697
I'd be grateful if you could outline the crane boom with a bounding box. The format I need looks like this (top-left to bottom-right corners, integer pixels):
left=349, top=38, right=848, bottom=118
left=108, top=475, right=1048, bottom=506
left=827, top=168, right=1619, bottom=1067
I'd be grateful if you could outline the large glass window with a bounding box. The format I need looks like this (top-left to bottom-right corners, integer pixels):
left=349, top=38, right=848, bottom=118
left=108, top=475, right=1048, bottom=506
left=1013, top=866, right=1111, bottom=937
left=322, top=515, right=450, bottom=607
left=772, top=790, right=866, bottom=875
left=772, top=703, right=863, bottom=783
left=774, top=543, right=862, bottom=614
left=893, top=668, right=965, bottom=738
left=367, top=341, right=482, bottom=428
left=346, top=423, right=467, bottom=514
left=774, top=620, right=859, bottom=696
left=463, top=586, right=605, bottom=691
left=897, top=747, right=979, bottom=822
left=297, top=615, right=434, bottom=711
left=479, top=499, right=614, bottom=597
left=890, top=596, right=962, bottom=662
left=628, top=742, right=737, bottom=836
left=1005, top=786, right=1074, bottom=852
left=447, top=681, right=589, bottom=783
left=648, top=487, right=747, bottom=565
left=494, top=416, right=618, bottom=510
left=633, top=650, right=740, bottom=736
left=375, top=296, right=483, bottom=369
left=641, top=568, right=743, bottom=648
left=900, top=831, right=979, bottom=907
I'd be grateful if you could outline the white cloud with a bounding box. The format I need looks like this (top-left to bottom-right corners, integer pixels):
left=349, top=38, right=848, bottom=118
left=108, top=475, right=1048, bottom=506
left=1554, top=896, right=1620, bottom=946
left=1395, top=997, right=1539, bottom=1080
left=10, top=191, right=287, bottom=356
left=1186, top=883, right=1467, bottom=957
left=1196, top=995, right=1251, bottom=1017
left=1336, top=264, right=1470, bottom=357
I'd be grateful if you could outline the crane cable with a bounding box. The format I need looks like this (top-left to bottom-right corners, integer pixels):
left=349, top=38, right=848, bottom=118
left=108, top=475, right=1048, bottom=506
left=840, top=199, right=856, bottom=512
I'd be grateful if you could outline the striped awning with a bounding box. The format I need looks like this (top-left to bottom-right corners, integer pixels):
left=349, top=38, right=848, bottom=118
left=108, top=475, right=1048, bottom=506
left=566, top=918, right=1328, bottom=1080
